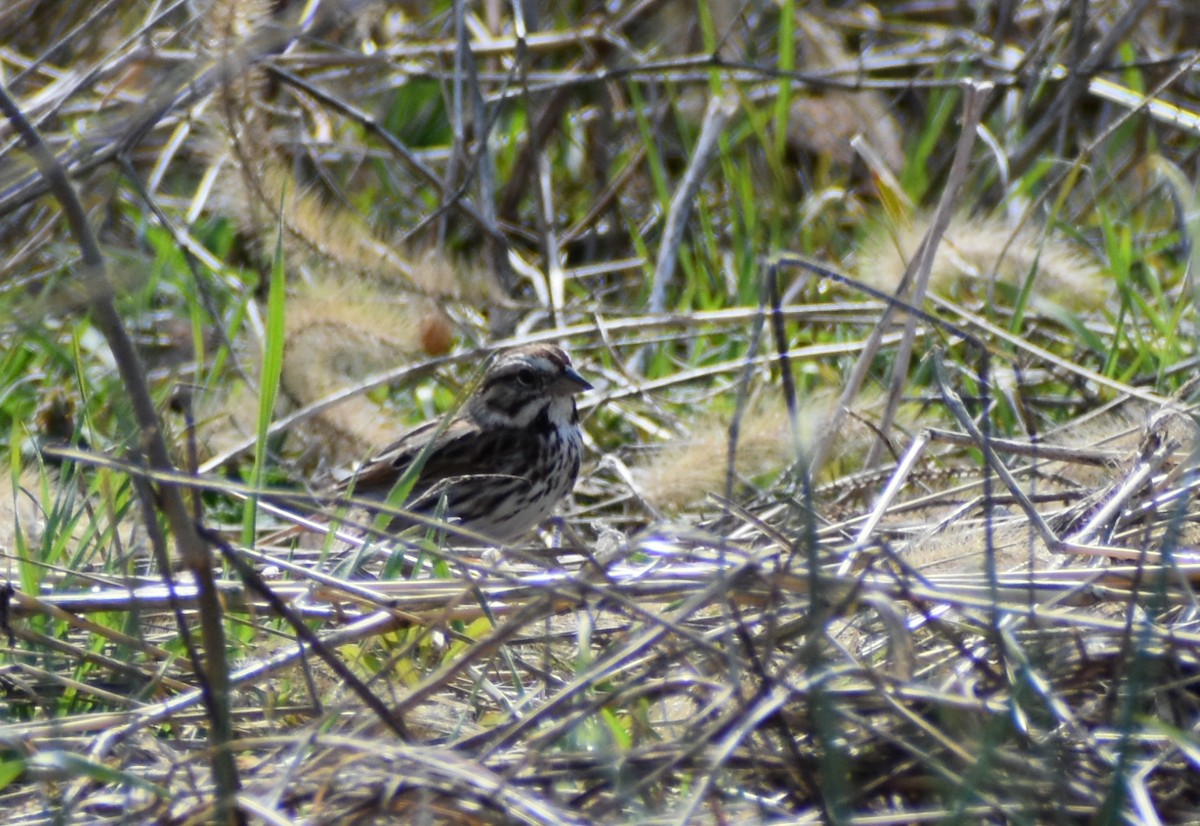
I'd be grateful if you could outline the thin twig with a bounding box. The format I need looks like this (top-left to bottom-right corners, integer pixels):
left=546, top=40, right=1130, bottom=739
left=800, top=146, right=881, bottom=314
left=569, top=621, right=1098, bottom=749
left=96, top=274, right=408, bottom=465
left=646, top=94, right=738, bottom=315
left=864, top=79, right=994, bottom=468
left=0, top=82, right=242, bottom=818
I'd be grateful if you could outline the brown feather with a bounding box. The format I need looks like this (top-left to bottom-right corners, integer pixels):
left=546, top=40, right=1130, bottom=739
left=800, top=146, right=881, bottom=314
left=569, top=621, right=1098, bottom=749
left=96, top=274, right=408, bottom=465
left=332, top=344, right=590, bottom=542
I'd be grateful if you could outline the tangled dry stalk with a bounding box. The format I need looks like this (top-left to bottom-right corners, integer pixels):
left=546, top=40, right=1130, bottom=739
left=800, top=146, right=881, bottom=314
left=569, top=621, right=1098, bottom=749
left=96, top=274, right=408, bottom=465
left=2, top=0, right=1200, bottom=823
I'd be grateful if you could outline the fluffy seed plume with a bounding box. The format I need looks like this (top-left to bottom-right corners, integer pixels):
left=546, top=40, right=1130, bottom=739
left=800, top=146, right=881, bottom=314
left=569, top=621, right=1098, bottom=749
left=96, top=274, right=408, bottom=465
left=856, top=214, right=1110, bottom=310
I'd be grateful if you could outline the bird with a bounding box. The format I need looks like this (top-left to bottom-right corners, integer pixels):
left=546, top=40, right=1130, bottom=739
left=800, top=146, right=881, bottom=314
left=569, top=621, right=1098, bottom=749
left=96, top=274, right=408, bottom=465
left=334, top=343, right=592, bottom=543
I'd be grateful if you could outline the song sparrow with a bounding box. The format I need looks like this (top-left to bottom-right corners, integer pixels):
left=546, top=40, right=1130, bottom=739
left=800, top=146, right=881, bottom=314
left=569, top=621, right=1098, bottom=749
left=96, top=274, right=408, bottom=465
left=337, top=344, right=592, bottom=542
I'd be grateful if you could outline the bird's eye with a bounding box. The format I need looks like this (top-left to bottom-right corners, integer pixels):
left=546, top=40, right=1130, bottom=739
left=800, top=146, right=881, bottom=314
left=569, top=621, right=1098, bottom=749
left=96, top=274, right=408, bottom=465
left=515, top=368, right=536, bottom=387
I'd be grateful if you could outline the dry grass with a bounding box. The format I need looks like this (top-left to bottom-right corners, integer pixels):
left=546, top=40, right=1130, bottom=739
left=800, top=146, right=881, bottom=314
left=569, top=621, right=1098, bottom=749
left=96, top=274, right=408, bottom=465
left=2, top=0, right=1200, bottom=823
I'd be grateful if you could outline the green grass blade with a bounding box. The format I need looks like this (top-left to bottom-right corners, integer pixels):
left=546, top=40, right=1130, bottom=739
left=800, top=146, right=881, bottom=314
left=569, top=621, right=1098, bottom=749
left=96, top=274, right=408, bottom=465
left=241, top=199, right=288, bottom=548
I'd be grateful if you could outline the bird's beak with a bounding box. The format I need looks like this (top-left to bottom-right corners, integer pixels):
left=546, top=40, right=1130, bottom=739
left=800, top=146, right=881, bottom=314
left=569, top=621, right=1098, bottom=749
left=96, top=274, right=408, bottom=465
left=558, top=366, right=593, bottom=394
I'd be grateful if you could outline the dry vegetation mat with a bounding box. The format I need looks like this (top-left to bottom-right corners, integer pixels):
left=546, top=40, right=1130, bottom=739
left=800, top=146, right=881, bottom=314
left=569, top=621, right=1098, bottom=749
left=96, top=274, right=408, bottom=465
left=2, top=0, right=1200, bottom=822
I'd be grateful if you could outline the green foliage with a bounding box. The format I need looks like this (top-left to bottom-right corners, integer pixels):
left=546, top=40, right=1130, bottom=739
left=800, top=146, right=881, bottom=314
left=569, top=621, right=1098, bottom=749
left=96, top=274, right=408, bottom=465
left=242, top=209, right=288, bottom=548
left=2, top=1, right=1200, bottom=821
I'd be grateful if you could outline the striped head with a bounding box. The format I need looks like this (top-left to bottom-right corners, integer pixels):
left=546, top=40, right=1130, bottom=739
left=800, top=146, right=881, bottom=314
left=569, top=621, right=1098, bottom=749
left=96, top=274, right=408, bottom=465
left=466, top=344, right=592, bottom=430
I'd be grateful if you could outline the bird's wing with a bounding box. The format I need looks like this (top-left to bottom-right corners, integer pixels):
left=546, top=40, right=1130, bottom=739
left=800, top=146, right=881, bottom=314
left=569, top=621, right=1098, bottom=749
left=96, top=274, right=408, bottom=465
left=338, top=415, right=484, bottom=499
